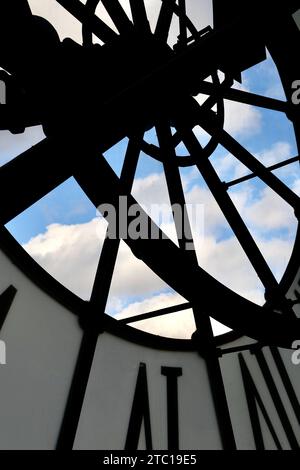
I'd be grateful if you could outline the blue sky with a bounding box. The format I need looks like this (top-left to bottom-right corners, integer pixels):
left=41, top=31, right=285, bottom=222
left=6, top=55, right=298, bottom=244
left=2, top=1, right=300, bottom=338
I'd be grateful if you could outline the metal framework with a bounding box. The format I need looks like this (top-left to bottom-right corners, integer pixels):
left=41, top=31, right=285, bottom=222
left=0, top=0, right=299, bottom=450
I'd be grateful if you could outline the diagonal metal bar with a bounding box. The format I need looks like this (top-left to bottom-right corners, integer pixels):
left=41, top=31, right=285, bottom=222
left=196, top=81, right=288, bottom=113
left=201, top=76, right=233, bottom=113
left=195, top=107, right=300, bottom=212
left=178, top=0, right=188, bottom=44
left=180, top=128, right=288, bottom=302
left=129, top=0, right=151, bottom=33
left=56, top=328, right=99, bottom=449
left=156, top=121, right=196, bottom=255
left=82, top=0, right=99, bottom=46
left=101, top=0, right=134, bottom=35
left=0, top=134, right=297, bottom=345
left=155, top=0, right=175, bottom=42
left=90, top=135, right=143, bottom=308
left=156, top=120, right=236, bottom=449
left=73, top=143, right=300, bottom=346
left=120, top=301, right=192, bottom=324
left=56, top=134, right=143, bottom=449
left=0, top=286, right=18, bottom=331
left=56, top=0, right=118, bottom=43
left=225, top=156, right=300, bottom=189
left=0, top=138, right=72, bottom=225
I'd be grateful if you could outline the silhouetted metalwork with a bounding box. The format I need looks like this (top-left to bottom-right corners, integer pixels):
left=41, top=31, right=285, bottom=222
left=0, top=0, right=299, bottom=450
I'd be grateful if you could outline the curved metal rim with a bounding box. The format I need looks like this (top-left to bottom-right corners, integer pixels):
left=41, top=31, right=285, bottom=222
left=0, top=226, right=240, bottom=350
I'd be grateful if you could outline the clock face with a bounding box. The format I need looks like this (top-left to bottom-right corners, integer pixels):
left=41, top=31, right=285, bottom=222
left=0, top=0, right=300, bottom=450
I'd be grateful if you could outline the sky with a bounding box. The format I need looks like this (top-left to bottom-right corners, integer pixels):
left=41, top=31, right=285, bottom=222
left=2, top=0, right=300, bottom=339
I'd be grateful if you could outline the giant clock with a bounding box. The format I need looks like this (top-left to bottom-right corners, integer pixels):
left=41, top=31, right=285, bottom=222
left=0, top=0, right=300, bottom=450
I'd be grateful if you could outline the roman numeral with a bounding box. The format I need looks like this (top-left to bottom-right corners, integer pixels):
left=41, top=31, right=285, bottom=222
left=161, top=366, right=182, bottom=450
left=125, top=363, right=183, bottom=450
left=239, top=348, right=300, bottom=449
left=125, top=362, right=152, bottom=450
left=239, top=354, right=282, bottom=449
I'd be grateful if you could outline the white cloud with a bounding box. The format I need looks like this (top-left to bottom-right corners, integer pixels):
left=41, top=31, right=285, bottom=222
left=257, top=238, right=295, bottom=282
left=24, top=218, right=104, bottom=299
left=108, top=241, right=171, bottom=299
left=212, top=141, right=294, bottom=183
left=184, top=183, right=227, bottom=237
left=5, top=2, right=297, bottom=340
left=23, top=208, right=261, bottom=337
left=131, top=172, right=178, bottom=243
left=132, top=172, right=171, bottom=209
left=115, top=292, right=195, bottom=339
left=193, top=235, right=265, bottom=305
left=245, top=187, right=295, bottom=233
left=195, top=81, right=262, bottom=144
left=115, top=290, right=230, bottom=338
left=23, top=215, right=173, bottom=303
left=223, top=95, right=262, bottom=138
left=292, top=179, right=300, bottom=196
left=235, top=141, right=293, bottom=179
left=255, top=142, right=292, bottom=167
left=23, top=212, right=264, bottom=337
left=253, top=51, right=286, bottom=100
left=21, top=160, right=298, bottom=338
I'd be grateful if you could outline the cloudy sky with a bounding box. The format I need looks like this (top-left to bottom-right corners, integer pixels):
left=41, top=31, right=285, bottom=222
left=2, top=1, right=300, bottom=338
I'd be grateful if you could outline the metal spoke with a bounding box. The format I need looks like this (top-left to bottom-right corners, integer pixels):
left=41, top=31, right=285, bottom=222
left=129, top=0, right=151, bottom=33
left=0, top=138, right=72, bottom=224
left=156, top=121, right=196, bottom=254
left=197, top=81, right=288, bottom=113
left=180, top=128, right=288, bottom=301
left=101, top=0, right=134, bottom=35
left=156, top=120, right=236, bottom=448
left=73, top=143, right=300, bottom=346
left=155, top=0, right=175, bottom=42
left=82, top=0, right=99, bottom=46
left=201, top=75, right=233, bottom=113
left=56, top=134, right=143, bottom=449
left=120, top=301, right=191, bottom=324
left=90, top=134, right=143, bottom=308
left=196, top=107, right=300, bottom=212
left=178, top=0, right=187, bottom=45
left=225, top=156, right=300, bottom=189
left=56, top=0, right=118, bottom=43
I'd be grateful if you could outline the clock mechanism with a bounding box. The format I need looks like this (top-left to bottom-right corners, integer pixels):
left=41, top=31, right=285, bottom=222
left=0, top=0, right=299, bottom=451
